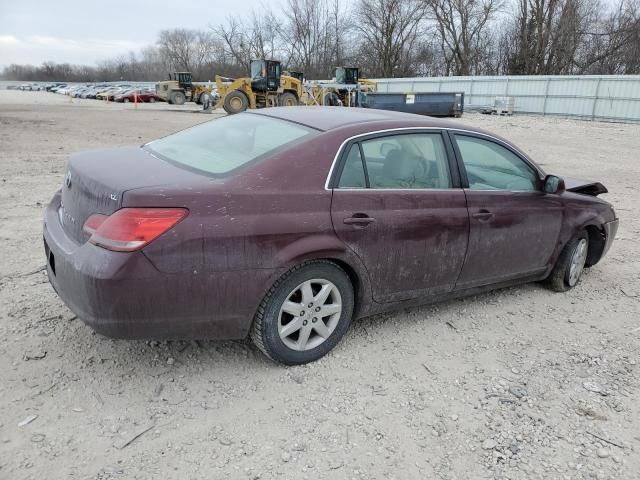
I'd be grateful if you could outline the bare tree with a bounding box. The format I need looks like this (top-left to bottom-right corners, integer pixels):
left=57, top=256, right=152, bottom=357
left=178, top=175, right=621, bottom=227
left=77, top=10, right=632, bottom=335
left=426, top=0, right=503, bottom=75
left=278, top=0, right=334, bottom=77
left=503, top=0, right=600, bottom=74
left=213, top=11, right=283, bottom=77
left=578, top=0, right=640, bottom=74
left=3, top=0, right=639, bottom=82
left=157, top=29, right=217, bottom=78
left=354, top=0, right=428, bottom=77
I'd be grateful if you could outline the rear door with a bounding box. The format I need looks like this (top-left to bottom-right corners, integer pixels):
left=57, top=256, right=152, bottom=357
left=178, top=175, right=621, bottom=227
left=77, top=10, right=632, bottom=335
left=330, top=131, right=469, bottom=303
left=450, top=132, right=563, bottom=288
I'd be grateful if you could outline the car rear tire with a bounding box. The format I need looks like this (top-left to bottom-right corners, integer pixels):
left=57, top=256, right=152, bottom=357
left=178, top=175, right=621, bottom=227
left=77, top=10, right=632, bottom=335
left=251, top=261, right=354, bottom=365
left=148, top=97, right=156, bottom=103
left=546, top=230, right=589, bottom=292
left=171, top=91, right=186, bottom=105
left=278, top=92, right=298, bottom=107
left=223, top=90, right=249, bottom=114
left=123, top=98, right=130, bottom=103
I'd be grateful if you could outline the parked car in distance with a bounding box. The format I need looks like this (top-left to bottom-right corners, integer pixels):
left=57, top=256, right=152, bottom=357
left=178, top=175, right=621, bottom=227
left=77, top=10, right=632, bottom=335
left=57, top=85, right=76, bottom=95
left=72, top=87, right=91, bottom=97
left=114, top=89, right=162, bottom=103
left=82, top=86, right=107, bottom=99
left=46, top=83, right=66, bottom=91
left=95, top=87, right=123, bottom=101
left=43, top=107, right=618, bottom=365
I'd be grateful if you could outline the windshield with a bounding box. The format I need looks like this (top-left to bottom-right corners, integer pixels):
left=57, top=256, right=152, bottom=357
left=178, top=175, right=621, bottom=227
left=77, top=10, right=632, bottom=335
left=144, top=113, right=316, bottom=176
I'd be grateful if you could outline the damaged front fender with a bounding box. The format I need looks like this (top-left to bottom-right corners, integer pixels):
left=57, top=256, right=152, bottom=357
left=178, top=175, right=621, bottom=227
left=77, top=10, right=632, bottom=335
left=562, top=176, right=608, bottom=196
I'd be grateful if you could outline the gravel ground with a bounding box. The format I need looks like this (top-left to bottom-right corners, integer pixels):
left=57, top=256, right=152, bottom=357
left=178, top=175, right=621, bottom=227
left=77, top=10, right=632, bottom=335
left=1, top=90, right=639, bottom=480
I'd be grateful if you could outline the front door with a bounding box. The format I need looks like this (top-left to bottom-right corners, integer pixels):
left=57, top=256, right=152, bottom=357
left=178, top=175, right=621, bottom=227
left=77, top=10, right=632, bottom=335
left=451, top=133, right=563, bottom=288
left=330, top=131, right=469, bottom=303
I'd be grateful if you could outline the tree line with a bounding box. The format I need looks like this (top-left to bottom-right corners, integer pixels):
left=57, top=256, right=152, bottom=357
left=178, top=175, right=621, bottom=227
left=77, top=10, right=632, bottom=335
left=3, top=0, right=639, bottom=82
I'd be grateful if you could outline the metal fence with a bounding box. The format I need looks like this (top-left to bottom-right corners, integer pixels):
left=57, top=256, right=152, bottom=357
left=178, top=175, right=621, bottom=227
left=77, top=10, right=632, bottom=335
left=374, top=75, right=640, bottom=123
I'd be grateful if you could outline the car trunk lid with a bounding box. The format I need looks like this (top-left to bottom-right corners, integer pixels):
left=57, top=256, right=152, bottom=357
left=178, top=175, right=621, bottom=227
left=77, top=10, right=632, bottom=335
left=60, top=146, right=206, bottom=244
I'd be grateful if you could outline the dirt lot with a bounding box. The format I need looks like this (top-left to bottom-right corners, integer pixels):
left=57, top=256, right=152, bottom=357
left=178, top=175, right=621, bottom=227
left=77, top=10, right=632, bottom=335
left=1, top=90, right=639, bottom=480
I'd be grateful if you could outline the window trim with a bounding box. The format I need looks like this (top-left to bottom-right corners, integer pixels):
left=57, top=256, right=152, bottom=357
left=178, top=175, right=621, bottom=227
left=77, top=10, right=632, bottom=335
left=328, top=129, right=459, bottom=190
left=325, top=127, right=545, bottom=190
left=447, top=130, right=545, bottom=192
left=357, top=142, right=370, bottom=188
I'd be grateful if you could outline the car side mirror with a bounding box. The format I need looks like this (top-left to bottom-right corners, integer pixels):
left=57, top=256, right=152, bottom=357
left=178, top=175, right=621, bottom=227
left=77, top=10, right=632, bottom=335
left=544, top=175, right=565, bottom=194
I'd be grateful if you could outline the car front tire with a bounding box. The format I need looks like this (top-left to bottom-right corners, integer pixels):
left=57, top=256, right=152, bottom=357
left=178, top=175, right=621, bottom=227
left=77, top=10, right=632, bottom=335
left=546, top=230, right=590, bottom=292
left=251, top=261, right=354, bottom=365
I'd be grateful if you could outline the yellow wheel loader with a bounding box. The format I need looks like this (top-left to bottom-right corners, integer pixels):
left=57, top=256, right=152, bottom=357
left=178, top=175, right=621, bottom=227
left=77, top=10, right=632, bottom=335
left=215, top=60, right=302, bottom=114
left=155, top=72, right=213, bottom=105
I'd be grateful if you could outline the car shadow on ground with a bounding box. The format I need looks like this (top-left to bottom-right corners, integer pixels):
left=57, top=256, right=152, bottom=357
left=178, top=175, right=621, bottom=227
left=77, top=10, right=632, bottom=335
left=49, top=277, right=562, bottom=378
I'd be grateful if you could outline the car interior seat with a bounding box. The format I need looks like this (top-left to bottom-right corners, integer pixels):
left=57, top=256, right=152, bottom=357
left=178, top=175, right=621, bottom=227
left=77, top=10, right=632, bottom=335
left=375, top=149, right=429, bottom=188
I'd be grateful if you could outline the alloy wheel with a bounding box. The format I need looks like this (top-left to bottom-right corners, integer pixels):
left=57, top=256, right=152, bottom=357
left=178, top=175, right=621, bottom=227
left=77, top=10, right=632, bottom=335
left=278, top=279, right=342, bottom=351
left=568, top=238, right=588, bottom=286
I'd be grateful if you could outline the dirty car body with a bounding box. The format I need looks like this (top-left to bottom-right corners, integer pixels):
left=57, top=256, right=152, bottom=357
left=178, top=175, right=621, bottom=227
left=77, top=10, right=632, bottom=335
left=43, top=107, right=618, bottom=349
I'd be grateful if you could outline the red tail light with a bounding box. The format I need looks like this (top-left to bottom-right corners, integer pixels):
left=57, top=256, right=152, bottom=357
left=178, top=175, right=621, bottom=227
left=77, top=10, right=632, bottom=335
left=82, top=213, right=108, bottom=236
left=83, top=208, right=188, bottom=252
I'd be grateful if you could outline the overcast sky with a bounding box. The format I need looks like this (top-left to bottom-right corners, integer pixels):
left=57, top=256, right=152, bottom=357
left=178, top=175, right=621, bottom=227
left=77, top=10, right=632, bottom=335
left=0, top=0, right=283, bottom=67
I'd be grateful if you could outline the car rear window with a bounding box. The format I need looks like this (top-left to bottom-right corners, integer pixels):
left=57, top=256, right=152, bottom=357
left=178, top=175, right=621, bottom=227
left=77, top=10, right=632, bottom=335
left=144, top=113, right=316, bottom=175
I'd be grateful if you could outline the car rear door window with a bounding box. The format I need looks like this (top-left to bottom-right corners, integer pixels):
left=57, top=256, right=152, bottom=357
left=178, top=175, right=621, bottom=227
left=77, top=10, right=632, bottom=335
left=336, top=133, right=452, bottom=189
left=454, top=135, right=539, bottom=191
left=337, top=144, right=367, bottom=188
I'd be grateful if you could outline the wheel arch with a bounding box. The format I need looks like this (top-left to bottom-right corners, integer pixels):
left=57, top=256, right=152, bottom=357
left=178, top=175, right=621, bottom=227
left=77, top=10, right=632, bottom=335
left=583, top=223, right=606, bottom=267
left=556, top=206, right=608, bottom=267
left=323, top=257, right=364, bottom=316
left=286, top=255, right=370, bottom=318
left=267, top=238, right=373, bottom=320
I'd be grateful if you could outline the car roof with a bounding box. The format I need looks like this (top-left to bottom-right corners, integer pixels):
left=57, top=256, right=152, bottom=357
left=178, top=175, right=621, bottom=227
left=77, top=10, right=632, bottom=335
left=247, top=106, right=532, bottom=162
left=248, top=106, right=460, bottom=132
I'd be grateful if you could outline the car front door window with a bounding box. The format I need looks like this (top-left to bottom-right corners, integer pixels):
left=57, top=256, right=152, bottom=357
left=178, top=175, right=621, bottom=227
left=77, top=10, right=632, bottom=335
left=454, top=135, right=539, bottom=191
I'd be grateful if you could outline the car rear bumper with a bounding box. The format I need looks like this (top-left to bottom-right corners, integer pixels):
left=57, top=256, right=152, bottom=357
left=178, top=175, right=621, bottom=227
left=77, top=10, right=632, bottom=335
left=43, top=191, right=275, bottom=340
left=602, top=218, right=619, bottom=257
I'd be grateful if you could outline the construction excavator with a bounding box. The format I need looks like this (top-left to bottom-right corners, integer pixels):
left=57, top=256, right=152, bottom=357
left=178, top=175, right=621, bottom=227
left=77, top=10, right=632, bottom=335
left=215, top=59, right=302, bottom=114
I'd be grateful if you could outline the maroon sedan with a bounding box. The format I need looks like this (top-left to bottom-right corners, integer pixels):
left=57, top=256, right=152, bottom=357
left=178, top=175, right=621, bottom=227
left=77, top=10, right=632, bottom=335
left=115, top=90, right=162, bottom=103
left=43, top=108, right=618, bottom=364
